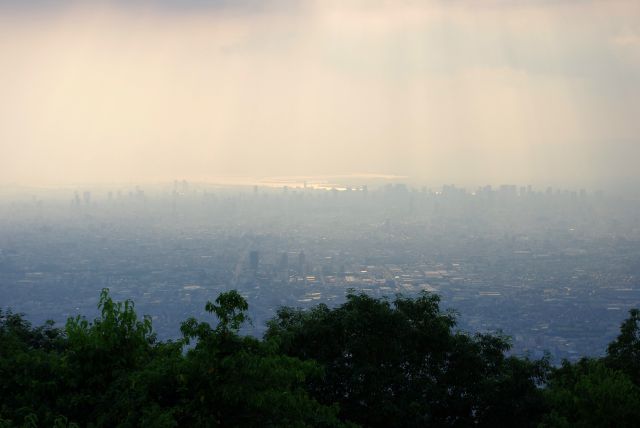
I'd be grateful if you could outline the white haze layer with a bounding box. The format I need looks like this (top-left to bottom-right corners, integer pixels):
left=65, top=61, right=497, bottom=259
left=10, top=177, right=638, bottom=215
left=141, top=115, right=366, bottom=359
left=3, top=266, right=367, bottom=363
left=1, top=0, right=639, bottom=188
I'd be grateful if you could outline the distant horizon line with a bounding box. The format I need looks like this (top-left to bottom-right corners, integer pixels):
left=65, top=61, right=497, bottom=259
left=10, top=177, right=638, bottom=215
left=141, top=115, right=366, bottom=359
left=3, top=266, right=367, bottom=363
left=0, top=174, right=631, bottom=194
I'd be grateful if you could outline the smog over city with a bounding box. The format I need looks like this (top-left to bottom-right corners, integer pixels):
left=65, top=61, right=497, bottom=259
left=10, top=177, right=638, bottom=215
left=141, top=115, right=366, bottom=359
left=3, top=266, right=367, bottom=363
left=2, top=1, right=640, bottom=426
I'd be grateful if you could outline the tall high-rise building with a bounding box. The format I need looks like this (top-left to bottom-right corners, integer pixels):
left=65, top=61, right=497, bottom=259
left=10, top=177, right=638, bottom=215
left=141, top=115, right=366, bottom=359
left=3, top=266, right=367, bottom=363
left=298, top=251, right=306, bottom=277
left=279, top=252, right=288, bottom=272
left=279, top=252, right=289, bottom=282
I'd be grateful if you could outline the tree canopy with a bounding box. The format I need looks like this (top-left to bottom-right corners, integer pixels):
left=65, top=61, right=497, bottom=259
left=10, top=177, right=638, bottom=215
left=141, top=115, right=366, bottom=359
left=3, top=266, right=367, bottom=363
left=1, top=289, right=639, bottom=427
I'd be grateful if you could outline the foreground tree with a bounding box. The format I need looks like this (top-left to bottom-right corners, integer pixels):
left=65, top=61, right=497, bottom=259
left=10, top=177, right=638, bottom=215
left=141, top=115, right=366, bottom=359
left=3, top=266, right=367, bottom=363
left=265, top=291, right=548, bottom=427
left=7, top=289, right=640, bottom=427
left=605, top=308, right=640, bottom=384
left=0, top=310, right=67, bottom=427
left=540, top=308, right=640, bottom=428
left=541, top=359, right=640, bottom=428
left=0, top=290, right=347, bottom=427
left=178, top=290, right=348, bottom=427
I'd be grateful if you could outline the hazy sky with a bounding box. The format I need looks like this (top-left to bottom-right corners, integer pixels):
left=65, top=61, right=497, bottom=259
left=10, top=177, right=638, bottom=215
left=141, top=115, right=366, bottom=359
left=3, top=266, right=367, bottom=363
left=1, top=0, right=639, bottom=187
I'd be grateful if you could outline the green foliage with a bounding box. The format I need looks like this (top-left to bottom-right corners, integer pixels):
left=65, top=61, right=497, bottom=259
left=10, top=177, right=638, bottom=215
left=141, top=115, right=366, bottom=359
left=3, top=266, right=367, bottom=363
left=541, top=358, right=640, bottom=428
left=0, top=309, right=66, bottom=427
left=266, top=291, right=548, bottom=427
left=605, top=308, right=640, bottom=383
left=178, top=291, right=345, bottom=427
left=4, top=288, right=640, bottom=427
left=180, top=290, right=250, bottom=344
left=206, top=289, right=250, bottom=333
left=60, top=289, right=160, bottom=425
left=539, top=308, right=640, bottom=428
left=1, top=289, right=347, bottom=427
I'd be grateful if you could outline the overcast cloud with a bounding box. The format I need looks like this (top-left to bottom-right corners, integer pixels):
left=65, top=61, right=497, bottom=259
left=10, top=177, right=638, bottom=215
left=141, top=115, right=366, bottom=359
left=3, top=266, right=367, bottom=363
left=0, top=0, right=638, bottom=188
